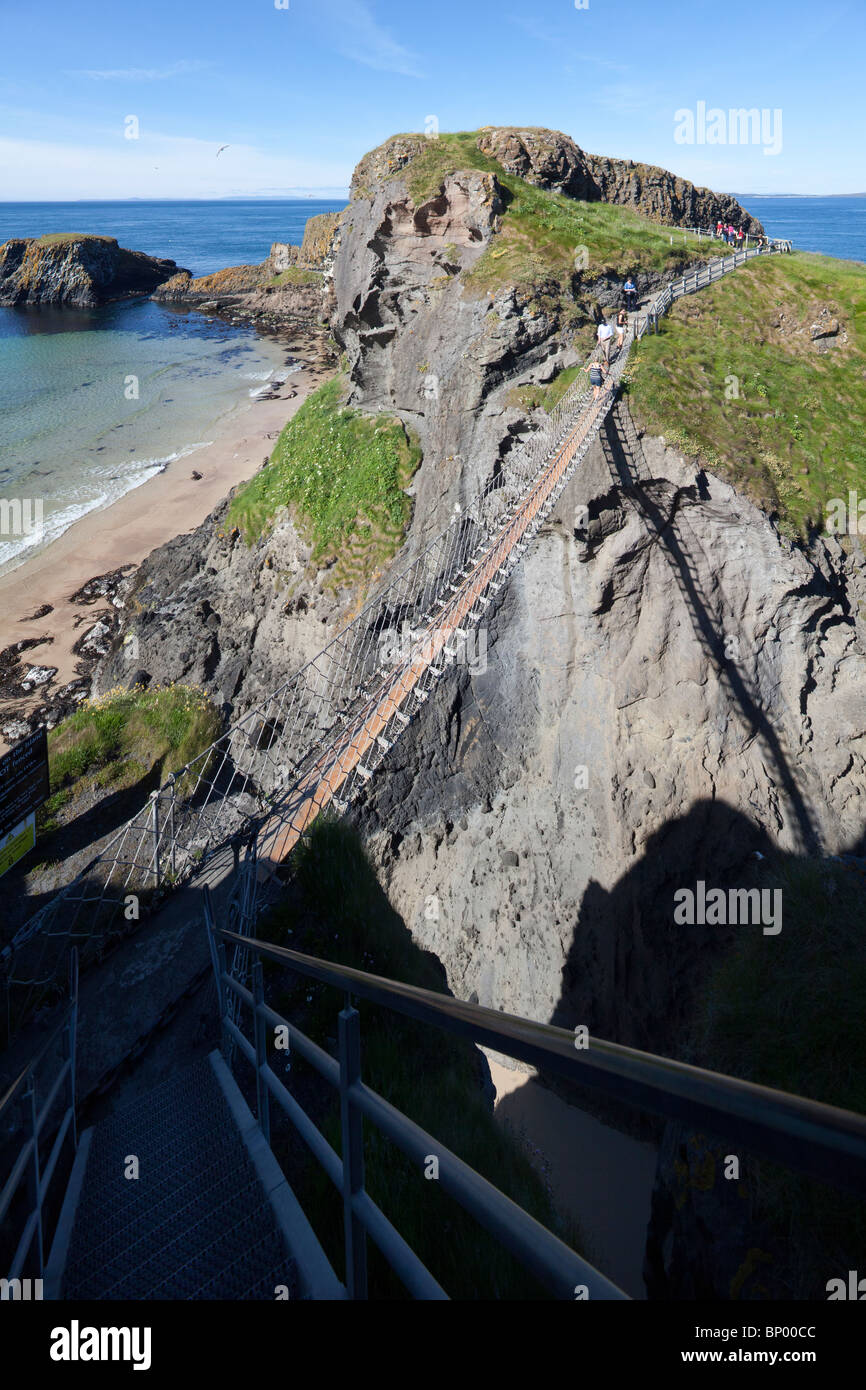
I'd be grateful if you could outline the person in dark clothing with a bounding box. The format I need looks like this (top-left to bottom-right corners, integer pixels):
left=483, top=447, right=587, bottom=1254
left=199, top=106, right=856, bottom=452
left=623, top=276, right=637, bottom=312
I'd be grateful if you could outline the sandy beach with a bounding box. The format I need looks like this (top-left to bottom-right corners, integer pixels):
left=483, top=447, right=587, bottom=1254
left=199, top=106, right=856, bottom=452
left=0, top=354, right=330, bottom=743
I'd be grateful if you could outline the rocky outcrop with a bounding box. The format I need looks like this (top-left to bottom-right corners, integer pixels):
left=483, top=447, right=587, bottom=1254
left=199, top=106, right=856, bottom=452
left=153, top=211, right=345, bottom=328
left=477, top=127, right=763, bottom=234
left=0, top=235, right=186, bottom=307
left=334, top=165, right=572, bottom=538
left=92, top=494, right=346, bottom=721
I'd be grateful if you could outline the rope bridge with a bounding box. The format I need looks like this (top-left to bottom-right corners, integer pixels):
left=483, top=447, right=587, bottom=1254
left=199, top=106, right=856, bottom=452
left=0, top=242, right=777, bottom=1035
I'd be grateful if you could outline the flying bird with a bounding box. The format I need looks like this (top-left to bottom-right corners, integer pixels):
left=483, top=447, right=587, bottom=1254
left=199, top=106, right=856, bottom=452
left=216, top=144, right=230, bottom=157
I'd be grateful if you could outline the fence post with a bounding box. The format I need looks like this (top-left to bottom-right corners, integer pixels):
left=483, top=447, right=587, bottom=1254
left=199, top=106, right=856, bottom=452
left=253, top=960, right=270, bottom=1145
left=65, top=948, right=78, bottom=1151
left=150, top=791, right=161, bottom=888
left=25, top=1075, right=44, bottom=1277
left=168, top=775, right=177, bottom=880
left=339, top=1002, right=368, bottom=1299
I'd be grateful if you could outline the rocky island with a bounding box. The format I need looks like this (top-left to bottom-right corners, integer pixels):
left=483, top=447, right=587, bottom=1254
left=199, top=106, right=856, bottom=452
left=0, top=233, right=188, bottom=307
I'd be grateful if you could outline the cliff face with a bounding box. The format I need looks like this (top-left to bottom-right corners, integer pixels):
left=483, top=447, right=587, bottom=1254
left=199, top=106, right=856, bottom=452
left=0, top=235, right=186, bottom=307
left=477, top=127, right=764, bottom=234
left=334, top=166, right=559, bottom=531
left=353, top=408, right=866, bottom=1046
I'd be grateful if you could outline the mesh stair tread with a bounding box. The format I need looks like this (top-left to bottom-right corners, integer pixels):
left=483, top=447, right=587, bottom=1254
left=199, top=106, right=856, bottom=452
left=64, top=1058, right=293, bottom=1300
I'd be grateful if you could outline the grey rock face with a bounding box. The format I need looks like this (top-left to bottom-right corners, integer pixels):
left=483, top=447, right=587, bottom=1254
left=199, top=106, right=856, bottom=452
left=334, top=168, right=568, bottom=544
left=477, top=126, right=764, bottom=234
left=0, top=236, right=186, bottom=307
left=352, top=404, right=866, bottom=1055
left=93, top=496, right=345, bottom=723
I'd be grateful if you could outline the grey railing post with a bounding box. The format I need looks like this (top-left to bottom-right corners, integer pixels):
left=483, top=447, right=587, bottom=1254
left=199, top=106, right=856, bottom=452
left=216, top=935, right=231, bottom=1060
left=150, top=790, right=161, bottom=888
left=253, top=960, right=271, bottom=1144
left=167, top=775, right=177, bottom=880
left=65, top=948, right=79, bottom=1151
left=25, top=1074, right=44, bottom=1277
left=339, top=1001, right=368, bottom=1299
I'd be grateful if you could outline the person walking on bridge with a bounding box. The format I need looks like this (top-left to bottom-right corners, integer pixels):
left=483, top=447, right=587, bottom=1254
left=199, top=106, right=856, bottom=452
left=623, top=276, right=637, bottom=312
left=597, top=318, right=614, bottom=364
left=616, top=308, right=628, bottom=350
left=589, top=360, right=606, bottom=401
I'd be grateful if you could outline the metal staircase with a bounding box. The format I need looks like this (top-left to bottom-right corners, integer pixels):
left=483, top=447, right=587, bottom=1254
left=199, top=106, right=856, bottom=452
left=62, top=1057, right=294, bottom=1301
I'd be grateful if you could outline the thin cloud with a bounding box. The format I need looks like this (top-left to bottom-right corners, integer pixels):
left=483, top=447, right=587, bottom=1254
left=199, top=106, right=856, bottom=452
left=69, top=59, right=211, bottom=81
left=319, top=0, right=424, bottom=78
left=596, top=81, right=665, bottom=116
left=509, top=14, right=628, bottom=72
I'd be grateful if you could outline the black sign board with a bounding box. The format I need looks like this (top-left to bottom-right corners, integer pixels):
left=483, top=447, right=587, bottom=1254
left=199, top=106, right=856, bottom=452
left=0, top=727, right=49, bottom=841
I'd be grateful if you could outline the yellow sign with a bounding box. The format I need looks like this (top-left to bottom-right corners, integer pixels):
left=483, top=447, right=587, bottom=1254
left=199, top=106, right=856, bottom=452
left=0, top=814, right=36, bottom=879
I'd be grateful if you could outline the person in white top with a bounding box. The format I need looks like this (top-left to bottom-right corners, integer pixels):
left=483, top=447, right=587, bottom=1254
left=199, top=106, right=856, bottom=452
left=597, top=320, right=614, bottom=364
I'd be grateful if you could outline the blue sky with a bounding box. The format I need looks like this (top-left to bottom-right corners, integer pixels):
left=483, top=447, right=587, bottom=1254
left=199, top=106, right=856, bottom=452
left=0, top=0, right=861, bottom=199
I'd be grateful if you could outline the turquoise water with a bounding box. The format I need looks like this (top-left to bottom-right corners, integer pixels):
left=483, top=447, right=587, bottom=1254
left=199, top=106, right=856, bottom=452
left=0, top=194, right=858, bottom=576
left=0, top=200, right=346, bottom=576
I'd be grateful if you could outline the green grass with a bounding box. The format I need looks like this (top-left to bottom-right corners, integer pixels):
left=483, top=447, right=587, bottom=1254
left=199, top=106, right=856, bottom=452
left=509, top=363, right=586, bottom=414
left=254, top=818, right=582, bottom=1298
left=469, top=175, right=728, bottom=293
left=35, top=233, right=116, bottom=247
left=268, top=267, right=323, bottom=288
left=42, top=683, right=222, bottom=812
left=624, top=251, right=866, bottom=536
left=226, top=375, right=422, bottom=592
left=374, top=131, right=736, bottom=298
left=690, top=853, right=866, bottom=1294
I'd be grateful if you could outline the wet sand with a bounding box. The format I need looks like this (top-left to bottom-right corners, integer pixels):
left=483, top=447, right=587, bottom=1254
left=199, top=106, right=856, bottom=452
left=489, top=1058, right=658, bottom=1298
left=0, top=362, right=328, bottom=738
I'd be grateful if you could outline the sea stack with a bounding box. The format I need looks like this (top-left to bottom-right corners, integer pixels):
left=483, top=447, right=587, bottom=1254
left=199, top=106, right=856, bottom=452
left=0, top=234, right=189, bottom=308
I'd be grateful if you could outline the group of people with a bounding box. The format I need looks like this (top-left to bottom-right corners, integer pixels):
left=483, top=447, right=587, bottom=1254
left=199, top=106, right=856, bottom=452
left=715, top=221, right=750, bottom=248
left=588, top=277, right=636, bottom=397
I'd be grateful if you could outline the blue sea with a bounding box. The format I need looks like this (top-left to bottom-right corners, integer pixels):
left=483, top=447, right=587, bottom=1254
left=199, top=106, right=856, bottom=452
left=734, top=194, right=866, bottom=263
left=0, top=200, right=346, bottom=576
left=0, top=195, right=860, bottom=578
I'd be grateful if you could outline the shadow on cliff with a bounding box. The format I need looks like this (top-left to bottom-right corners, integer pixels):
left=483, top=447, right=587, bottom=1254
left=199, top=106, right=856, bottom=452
left=0, top=762, right=167, bottom=942
left=597, top=402, right=821, bottom=857
left=250, top=815, right=582, bottom=1299
left=516, top=795, right=866, bottom=1298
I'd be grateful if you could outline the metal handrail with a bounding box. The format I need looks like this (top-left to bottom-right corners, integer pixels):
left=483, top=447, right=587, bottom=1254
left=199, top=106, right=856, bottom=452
left=204, top=905, right=629, bottom=1300
left=0, top=950, right=78, bottom=1282
left=206, top=913, right=866, bottom=1303
left=220, top=930, right=866, bottom=1199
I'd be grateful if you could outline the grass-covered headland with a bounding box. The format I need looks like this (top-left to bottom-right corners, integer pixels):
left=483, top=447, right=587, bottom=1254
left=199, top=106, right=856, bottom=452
left=226, top=375, right=421, bottom=592
left=624, top=251, right=866, bottom=537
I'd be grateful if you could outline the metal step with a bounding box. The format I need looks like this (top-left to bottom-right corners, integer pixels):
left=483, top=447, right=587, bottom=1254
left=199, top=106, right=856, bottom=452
left=63, top=1058, right=294, bottom=1301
